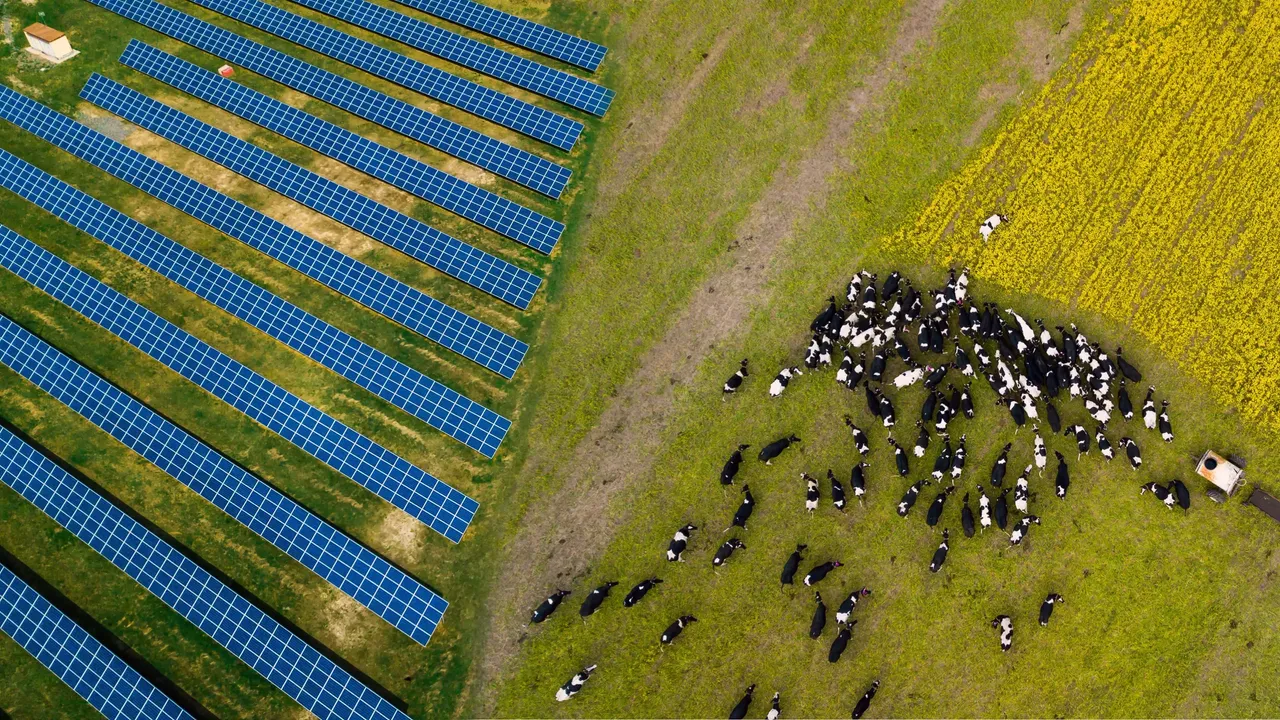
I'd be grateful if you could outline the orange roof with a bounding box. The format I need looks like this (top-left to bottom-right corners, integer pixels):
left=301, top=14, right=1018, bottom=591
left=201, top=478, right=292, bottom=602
left=24, top=23, right=65, bottom=43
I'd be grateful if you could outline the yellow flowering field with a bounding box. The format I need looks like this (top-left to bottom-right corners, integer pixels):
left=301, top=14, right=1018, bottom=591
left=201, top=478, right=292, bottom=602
left=888, top=0, right=1280, bottom=432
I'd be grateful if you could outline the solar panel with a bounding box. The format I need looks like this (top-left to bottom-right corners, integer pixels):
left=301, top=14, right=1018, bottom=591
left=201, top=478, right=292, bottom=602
left=86, top=0, right=570, bottom=198
left=0, top=565, right=193, bottom=720
left=0, top=217, right=477, bottom=544
left=186, top=0, right=583, bottom=149
left=0, top=83, right=530, bottom=379
left=83, top=73, right=562, bottom=255
left=288, top=0, right=613, bottom=115
left=386, top=0, right=606, bottom=72
left=0, top=415, right=410, bottom=720
left=0, top=147, right=510, bottom=458
left=0, top=225, right=448, bottom=645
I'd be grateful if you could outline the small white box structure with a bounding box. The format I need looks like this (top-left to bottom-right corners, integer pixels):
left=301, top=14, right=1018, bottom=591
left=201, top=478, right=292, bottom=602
left=1196, top=451, right=1243, bottom=495
left=23, top=23, right=79, bottom=63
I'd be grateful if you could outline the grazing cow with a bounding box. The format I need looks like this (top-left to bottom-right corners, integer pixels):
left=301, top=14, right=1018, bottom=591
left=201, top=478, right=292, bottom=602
left=803, top=473, right=821, bottom=512
left=531, top=589, right=571, bottom=624
left=770, top=367, right=803, bottom=398
left=1045, top=401, right=1062, bottom=434
left=661, top=615, right=697, bottom=645
left=1171, top=478, right=1191, bottom=511
left=1014, top=465, right=1032, bottom=513
left=804, top=336, right=824, bottom=370
left=897, top=479, right=931, bottom=517
left=914, top=421, right=931, bottom=458
left=720, top=444, right=750, bottom=486
left=1121, top=437, right=1142, bottom=469
left=624, top=578, right=663, bottom=608
left=804, top=561, right=843, bottom=587
left=921, top=389, right=940, bottom=423
left=926, top=487, right=956, bottom=527
left=955, top=268, right=970, bottom=302
left=667, top=524, right=697, bottom=561
left=850, top=462, right=868, bottom=504
left=862, top=278, right=879, bottom=310
left=836, top=587, right=872, bottom=624
left=932, top=435, right=953, bottom=480
left=1065, top=425, right=1090, bottom=458
left=882, top=271, right=902, bottom=300
left=1004, top=397, right=1027, bottom=427
left=1054, top=452, right=1071, bottom=499
left=865, top=382, right=882, bottom=418
left=1159, top=400, right=1174, bottom=442
left=1007, top=309, right=1035, bottom=343
left=979, top=213, right=1008, bottom=240
left=729, top=684, right=756, bottom=720
left=1116, top=347, right=1142, bottom=382
left=1140, top=482, right=1175, bottom=508
left=1142, top=387, right=1158, bottom=429
left=1022, top=393, right=1039, bottom=422
left=1039, top=593, right=1064, bottom=626
left=781, top=544, right=808, bottom=585
left=768, top=692, right=781, bottom=720
left=1096, top=427, right=1114, bottom=460
left=990, top=443, right=1011, bottom=486
left=974, top=343, right=993, bottom=369
left=1033, top=428, right=1047, bottom=474
left=869, top=348, right=888, bottom=383
left=829, top=622, right=855, bottom=662
left=759, top=436, right=800, bottom=465
left=579, top=582, right=619, bottom=618
left=929, top=529, right=950, bottom=572
left=992, top=615, right=1013, bottom=651
left=1118, top=379, right=1134, bottom=420
left=829, top=470, right=847, bottom=511
left=893, top=362, right=924, bottom=389
left=1009, top=515, right=1041, bottom=545
left=723, top=359, right=749, bottom=396
left=845, top=417, right=871, bottom=455
left=713, top=538, right=747, bottom=567
left=951, top=434, right=968, bottom=480
left=961, top=492, right=976, bottom=538
left=880, top=393, right=897, bottom=428
left=555, top=664, right=597, bottom=702
left=955, top=344, right=974, bottom=377
left=978, top=486, right=992, bottom=530
left=726, top=484, right=757, bottom=530
left=847, top=273, right=865, bottom=304
left=812, top=296, right=838, bottom=331
left=924, top=364, right=950, bottom=390
left=994, top=488, right=1010, bottom=530
left=809, top=592, right=827, bottom=639
left=852, top=680, right=880, bottom=719
left=960, top=383, right=975, bottom=418
left=837, top=350, right=865, bottom=389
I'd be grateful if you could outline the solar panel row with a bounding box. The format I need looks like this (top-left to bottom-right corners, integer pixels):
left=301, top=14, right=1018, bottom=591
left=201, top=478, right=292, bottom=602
left=187, top=0, right=583, bottom=149
left=0, top=565, right=193, bottom=720
left=0, top=148, right=510, bottom=458
left=387, top=0, right=606, bottom=72
left=288, top=0, right=613, bottom=115
left=0, top=84, right=531, bottom=379
left=0, top=412, right=410, bottom=720
left=83, top=73, right=562, bottom=256
left=86, top=0, right=571, bottom=198
left=120, top=42, right=565, bottom=252
left=0, top=216, right=477, bottom=544
left=0, top=224, right=447, bottom=645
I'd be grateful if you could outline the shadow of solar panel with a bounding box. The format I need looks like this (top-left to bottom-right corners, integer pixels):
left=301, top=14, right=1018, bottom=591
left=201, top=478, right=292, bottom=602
left=187, top=0, right=583, bottom=149
left=0, top=218, right=477, bottom=543
left=84, top=72, right=562, bottom=256
left=387, top=0, right=606, bottom=72
left=289, top=0, right=613, bottom=115
left=0, top=226, right=449, bottom=644
left=0, top=418, right=410, bottom=720
left=0, top=83, right=529, bottom=380
left=0, top=148, right=510, bottom=458
left=0, top=566, right=193, bottom=720
left=87, top=0, right=570, bottom=197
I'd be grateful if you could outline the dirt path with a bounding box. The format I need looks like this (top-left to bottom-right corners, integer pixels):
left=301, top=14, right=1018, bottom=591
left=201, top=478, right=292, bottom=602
left=471, top=0, right=951, bottom=712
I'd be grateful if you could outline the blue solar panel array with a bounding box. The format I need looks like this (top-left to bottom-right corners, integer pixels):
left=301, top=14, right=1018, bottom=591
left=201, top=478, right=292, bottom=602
left=0, top=84, right=529, bottom=379
left=0, top=413, right=409, bottom=720
left=0, top=565, right=193, bottom=720
left=388, top=0, right=606, bottom=72
left=84, top=73, right=562, bottom=256
left=0, top=218, right=477, bottom=543
left=0, top=225, right=447, bottom=645
left=86, top=0, right=571, bottom=197
left=119, top=44, right=564, bottom=255
left=0, top=148, right=510, bottom=458
left=187, top=0, right=583, bottom=149
left=288, top=0, right=612, bottom=115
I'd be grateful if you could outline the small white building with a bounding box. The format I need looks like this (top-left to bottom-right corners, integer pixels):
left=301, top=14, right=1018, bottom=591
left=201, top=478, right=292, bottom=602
left=23, top=23, right=79, bottom=63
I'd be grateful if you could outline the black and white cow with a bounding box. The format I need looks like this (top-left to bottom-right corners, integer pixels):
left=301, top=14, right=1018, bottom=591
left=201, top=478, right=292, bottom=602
left=913, top=421, right=931, bottom=458
left=1009, top=515, right=1041, bottom=545
left=1045, top=401, right=1062, bottom=434
left=994, top=488, right=1010, bottom=530
left=951, top=434, right=968, bottom=480
left=804, top=561, right=843, bottom=587
left=1039, top=593, right=1064, bottom=626
left=1014, top=465, right=1031, bottom=514
left=531, top=589, right=571, bottom=624
left=1064, top=424, right=1089, bottom=458
left=845, top=417, right=871, bottom=455
left=1159, top=400, right=1174, bottom=442
left=579, top=582, right=619, bottom=618
left=1055, top=452, right=1070, bottom=500
left=555, top=664, right=597, bottom=702
left=713, top=538, right=746, bottom=567
left=1121, top=437, right=1142, bottom=470
left=961, top=492, right=976, bottom=538
left=729, top=684, right=756, bottom=720
left=769, top=367, right=804, bottom=398
left=729, top=485, right=757, bottom=531
left=802, top=473, right=821, bottom=513
left=880, top=392, right=897, bottom=428
left=1140, top=482, right=1175, bottom=508
left=991, top=615, right=1013, bottom=651
left=978, top=485, right=992, bottom=531
left=897, top=479, right=931, bottom=518
left=835, top=587, right=872, bottom=624
left=837, top=350, right=865, bottom=389
left=926, top=487, right=956, bottom=527
left=851, top=680, right=880, bottom=719
left=931, top=435, right=953, bottom=481
left=809, top=591, right=827, bottom=639
left=888, top=437, right=910, bottom=477
left=829, top=469, right=847, bottom=511
left=1096, top=427, right=1114, bottom=461
left=850, top=461, right=868, bottom=505
left=667, top=523, right=697, bottom=561
left=921, top=389, right=940, bottom=423
left=720, top=444, right=750, bottom=486
left=1030, top=427, right=1046, bottom=474
left=1142, top=387, right=1158, bottom=429
left=660, top=615, right=697, bottom=645
left=624, top=578, right=663, bottom=608
left=1116, top=347, right=1142, bottom=382
left=869, top=348, right=889, bottom=383
left=929, top=529, right=950, bottom=573
left=829, top=622, right=855, bottom=663
left=893, top=361, right=925, bottom=389
left=781, top=544, right=808, bottom=586
left=723, top=359, right=749, bottom=397
left=759, top=436, right=800, bottom=465
left=1171, top=478, right=1191, bottom=511
left=990, top=443, right=1011, bottom=486
left=960, top=382, right=975, bottom=418
left=767, top=692, right=781, bottom=720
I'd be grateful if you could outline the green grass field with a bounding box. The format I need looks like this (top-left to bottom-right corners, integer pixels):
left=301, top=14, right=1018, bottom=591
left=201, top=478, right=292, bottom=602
left=0, top=0, right=1276, bottom=718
